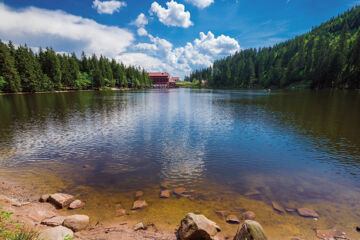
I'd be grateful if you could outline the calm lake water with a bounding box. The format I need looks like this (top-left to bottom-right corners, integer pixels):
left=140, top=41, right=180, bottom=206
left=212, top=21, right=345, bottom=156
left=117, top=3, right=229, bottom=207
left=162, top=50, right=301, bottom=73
left=1, top=88, right=360, bottom=239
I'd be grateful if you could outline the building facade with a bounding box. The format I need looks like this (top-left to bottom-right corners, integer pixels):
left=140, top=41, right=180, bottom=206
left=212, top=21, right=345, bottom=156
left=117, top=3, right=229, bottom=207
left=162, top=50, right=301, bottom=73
left=148, top=73, right=179, bottom=88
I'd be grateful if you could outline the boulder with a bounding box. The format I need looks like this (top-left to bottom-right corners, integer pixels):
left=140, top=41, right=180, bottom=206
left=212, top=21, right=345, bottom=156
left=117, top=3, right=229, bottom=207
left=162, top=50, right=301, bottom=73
left=132, top=200, right=148, bottom=210
left=233, top=220, right=267, bottom=240
left=38, top=226, right=73, bottom=240
left=41, top=216, right=66, bottom=227
left=297, top=208, right=319, bottom=218
left=63, top=214, right=89, bottom=232
left=27, top=207, right=56, bottom=222
left=160, top=190, right=171, bottom=198
left=243, top=211, right=256, bottom=220
left=116, top=208, right=127, bottom=216
left=226, top=215, right=240, bottom=224
left=177, top=213, right=221, bottom=240
left=69, top=200, right=84, bottom=209
left=40, top=194, right=50, bottom=202
left=134, top=222, right=145, bottom=231
left=174, top=187, right=186, bottom=196
left=49, top=193, right=75, bottom=208
left=135, top=191, right=144, bottom=199
left=316, top=229, right=346, bottom=240
left=272, top=201, right=285, bottom=214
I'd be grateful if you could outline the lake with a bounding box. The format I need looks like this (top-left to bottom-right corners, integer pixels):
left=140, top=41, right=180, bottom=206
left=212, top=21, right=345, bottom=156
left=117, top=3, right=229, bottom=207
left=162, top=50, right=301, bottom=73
left=0, top=88, right=360, bottom=239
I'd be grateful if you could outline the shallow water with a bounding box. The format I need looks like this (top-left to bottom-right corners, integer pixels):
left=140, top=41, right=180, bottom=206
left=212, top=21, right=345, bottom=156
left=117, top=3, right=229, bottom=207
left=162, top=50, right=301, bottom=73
left=1, top=89, right=360, bottom=239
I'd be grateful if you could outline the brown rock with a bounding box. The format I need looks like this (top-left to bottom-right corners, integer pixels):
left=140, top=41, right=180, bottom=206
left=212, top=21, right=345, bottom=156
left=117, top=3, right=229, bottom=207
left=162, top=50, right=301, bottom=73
left=244, top=189, right=261, bottom=196
left=173, top=187, right=186, bottom=196
left=177, top=213, right=221, bottom=240
left=48, top=193, right=75, bottom=208
left=160, top=190, right=171, bottom=198
left=38, top=226, right=73, bottom=240
left=226, top=214, right=240, bottom=224
left=63, top=214, right=89, bottom=232
left=316, top=228, right=346, bottom=240
left=215, top=210, right=228, bottom=219
left=134, top=222, right=145, bottom=231
left=272, top=201, right=285, bottom=214
left=160, top=181, right=170, bottom=189
left=233, top=220, right=268, bottom=240
left=135, top=191, right=144, bottom=199
left=39, top=194, right=50, bottom=202
left=132, top=200, right=148, bottom=210
left=27, top=208, right=56, bottom=222
left=41, top=216, right=66, bottom=226
left=297, top=208, right=319, bottom=218
left=69, top=200, right=84, bottom=209
left=115, top=208, right=127, bottom=216
left=243, top=211, right=256, bottom=220
left=115, top=203, right=123, bottom=209
left=285, top=208, right=296, bottom=213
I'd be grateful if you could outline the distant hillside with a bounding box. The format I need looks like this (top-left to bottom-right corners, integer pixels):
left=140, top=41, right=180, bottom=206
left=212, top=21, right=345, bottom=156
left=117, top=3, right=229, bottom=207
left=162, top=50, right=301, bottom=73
left=186, top=6, right=360, bottom=89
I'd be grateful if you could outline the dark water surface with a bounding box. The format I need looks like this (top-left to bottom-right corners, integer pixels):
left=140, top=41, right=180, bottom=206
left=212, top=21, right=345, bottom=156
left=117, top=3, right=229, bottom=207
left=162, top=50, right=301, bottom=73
left=1, top=89, right=360, bottom=239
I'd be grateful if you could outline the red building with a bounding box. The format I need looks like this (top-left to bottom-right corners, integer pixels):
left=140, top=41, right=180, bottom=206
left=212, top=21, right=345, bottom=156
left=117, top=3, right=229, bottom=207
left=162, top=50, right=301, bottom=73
left=148, top=73, right=179, bottom=88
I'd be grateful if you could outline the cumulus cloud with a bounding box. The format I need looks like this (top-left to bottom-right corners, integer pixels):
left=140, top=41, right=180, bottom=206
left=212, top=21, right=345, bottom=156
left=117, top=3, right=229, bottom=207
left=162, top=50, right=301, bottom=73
left=137, top=27, right=148, bottom=36
left=149, top=1, right=193, bottom=28
left=92, top=0, right=126, bottom=14
left=131, top=13, right=148, bottom=28
left=185, top=0, right=214, bottom=8
left=0, top=3, right=133, bottom=57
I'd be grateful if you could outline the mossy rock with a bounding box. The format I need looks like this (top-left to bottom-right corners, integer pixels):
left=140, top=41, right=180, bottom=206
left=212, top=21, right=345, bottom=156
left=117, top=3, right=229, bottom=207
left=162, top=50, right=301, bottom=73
left=233, top=220, right=267, bottom=240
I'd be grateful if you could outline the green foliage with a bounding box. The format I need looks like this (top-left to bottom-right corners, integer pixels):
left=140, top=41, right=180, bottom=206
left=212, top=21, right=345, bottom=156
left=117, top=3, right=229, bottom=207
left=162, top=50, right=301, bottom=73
left=63, top=234, right=73, bottom=240
left=187, top=6, right=360, bottom=90
left=0, top=41, right=151, bottom=93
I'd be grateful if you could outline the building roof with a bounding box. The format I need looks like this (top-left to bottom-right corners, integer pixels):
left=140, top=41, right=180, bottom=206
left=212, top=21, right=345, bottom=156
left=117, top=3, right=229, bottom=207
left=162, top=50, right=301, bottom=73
left=170, top=77, right=179, bottom=82
left=148, top=72, right=170, bottom=77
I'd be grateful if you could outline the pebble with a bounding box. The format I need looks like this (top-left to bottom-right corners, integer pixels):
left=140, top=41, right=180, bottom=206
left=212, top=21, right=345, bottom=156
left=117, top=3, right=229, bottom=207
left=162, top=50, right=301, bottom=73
left=116, top=208, right=127, bottom=216
left=272, top=201, right=285, bottom=214
left=226, top=214, right=240, bottom=224
left=243, top=211, right=256, bottom=220
left=135, top=191, right=144, bottom=199
left=297, top=208, right=319, bottom=218
left=173, top=187, right=186, bottom=196
left=160, top=190, right=171, bottom=198
left=132, top=200, right=148, bottom=210
left=134, top=222, right=145, bottom=231
left=160, top=181, right=170, bottom=189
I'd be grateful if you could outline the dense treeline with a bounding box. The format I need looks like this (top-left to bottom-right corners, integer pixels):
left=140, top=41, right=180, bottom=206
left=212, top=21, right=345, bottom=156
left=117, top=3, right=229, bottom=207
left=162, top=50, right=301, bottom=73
left=0, top=41, right=151, bottom=93
left=186, top=6, right=360, bottom=89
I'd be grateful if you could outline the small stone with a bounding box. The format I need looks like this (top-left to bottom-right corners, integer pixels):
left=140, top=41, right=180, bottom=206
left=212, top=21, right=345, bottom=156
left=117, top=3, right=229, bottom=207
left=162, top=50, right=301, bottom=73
left=285, top=208, right=296, bottom=213
left=49, top=193, right=75, bottom=208
left=63, top=214, right=89, bottom=232
left=134, top=222, right=145, bottom=231
left=132, top=200, right=148, bottom=210
left=69, top=200, right=84, bottom=209
left=177, top=213, right=221, bottom=240
left=41, top=216, right=66, bottom=227
left=316, top=228, right=346, bottom=240
left=243, top=211, right=256, bottom=220
left=297, top=208, right=319, bottom=218
left=135, top=191, right=144, bottom=198
left=160, top=190, right=171, bottom=198
left=233, top=220, right=267, bottom=240
left=215, top=210, right=228, bottom=219
left=115, top=203, right=123, bottom=209
left=82, top=164, right=91, bottom=169
left=40, top=194, right=50, bottom=202
left=272, top=201, right=285, bottom=214
left=116, top=208, right=127, bottom=216
left=226, top=214, right=240, bottom=224
left=244, top=189, right=261, bottom=196
left=160, top=181, right=170, bottom=189
left=38, top=226, right=73, bottom=240
left=173, top=187, right=186, bottom=196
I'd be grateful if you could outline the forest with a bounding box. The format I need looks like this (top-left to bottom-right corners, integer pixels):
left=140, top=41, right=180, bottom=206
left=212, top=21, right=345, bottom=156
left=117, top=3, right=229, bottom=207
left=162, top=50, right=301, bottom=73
left=186, top=6, right=360, bottom=89
left=0, top=41, right=152, bottom=93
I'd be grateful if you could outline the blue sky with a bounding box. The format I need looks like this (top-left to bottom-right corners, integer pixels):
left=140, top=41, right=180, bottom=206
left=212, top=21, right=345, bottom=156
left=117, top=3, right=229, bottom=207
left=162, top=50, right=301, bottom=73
left=0, top=0, right=358, bottom=78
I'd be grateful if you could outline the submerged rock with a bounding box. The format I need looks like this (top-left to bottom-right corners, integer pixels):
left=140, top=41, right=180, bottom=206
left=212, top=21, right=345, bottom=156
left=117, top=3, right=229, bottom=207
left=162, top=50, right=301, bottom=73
left=174, top=187, right=186, bottom=196
left=63, top=214, right=89, bottom=232
left=69, top=200, right=84, bottom=209
left=39, top=226, right=73, bottom=240
left=244, top=190, right=261, bottom=196
left=285, top=208, right=296, bottom=213
left=160, top=181, right=170, bottom=189
left=40, top=194, right=50, bottom=202
left=115, top=208, right=127, bottom=216
left=215, top=210, right=228, bottom=219
left=49, top=193, right=75, bottom=208
left=41, top=216, right=66, bottom=227
left=135, top=191, right=144, bottom=199
left=226, top=215, right=240, bottom=224
left=297, top=208, right=319, bottom=218
left=271, top=201, right=285, bottom=214
left=134, top=222, right=145, bottom=231
left=316, top=228, right=346, bottom=240
left=233, top=220, right=267, bottom=240
left=243, top=211, right=256, bottom=220
left=132, top=200, right=148, bottom=210
left=160, top=190, right=171, bottom=198
left=177, top=213, right=221, bottom=240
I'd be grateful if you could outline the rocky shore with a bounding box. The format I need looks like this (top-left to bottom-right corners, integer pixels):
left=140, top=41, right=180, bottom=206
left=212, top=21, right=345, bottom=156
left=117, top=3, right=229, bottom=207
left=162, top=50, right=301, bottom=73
left=0, top=179, right=351, bottom=240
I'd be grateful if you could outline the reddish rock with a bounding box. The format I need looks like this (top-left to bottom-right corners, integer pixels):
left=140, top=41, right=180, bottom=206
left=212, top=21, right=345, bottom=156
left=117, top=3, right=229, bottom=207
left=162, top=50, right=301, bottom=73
left=48, top=193, right=75, bottom=208
left=115, top=208, right=127, bottom=216
left=226, top=214, right=240, bottom=224
left=134, top=222, right=145, bottom=231
left=41, top=216, right=66, bottom=227
left=63, top=214, right=89, bottom=232
left=173, top=187, right=186, bottom=196
left=272, top=201, right=285, bottom=214
left=27, top=208, right=56, bottom=222
left=132, top=200, right=148, bottom=210
left=160, top=190, right=171, bottom=198
left=39, top=194, right=50, bottom=202
left=160, top=181, right=170, bottom=189
left=215, top=210, right=228, bottom=219
left=178, top=213, right=221, bottom=240
left=135, top=191, right=144, bottom=199
left=316, top=228, right=346, bottom=240
left=297, top=208, right=319, bottom=218
left=69, top=200, right=84, bottom=209
left=243, top=211, right=256, bottom=220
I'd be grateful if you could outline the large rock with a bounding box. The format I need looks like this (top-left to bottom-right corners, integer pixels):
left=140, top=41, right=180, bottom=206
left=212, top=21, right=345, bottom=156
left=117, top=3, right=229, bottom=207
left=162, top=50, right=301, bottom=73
left=41, top=216, right=66, bottom=227
left=63, top=214, right=89, bottom=232
left=233, top=220, right=267, bottom=240
left=38, top=226, right=73, bottom=240
left=177, top=212, right=221, bottom=240
left=316, top=228, right=346, bottom=240
left=49, top=193, right=75, bottom=208
left=132, top=200, right=148, bottom=210
left=26, top=207, right=56, bottom=222
left=40, top=194, right=50, bottom=202
left=69, top=200, right=84, bottom=209
left=297, top=208, right=319, bottom=218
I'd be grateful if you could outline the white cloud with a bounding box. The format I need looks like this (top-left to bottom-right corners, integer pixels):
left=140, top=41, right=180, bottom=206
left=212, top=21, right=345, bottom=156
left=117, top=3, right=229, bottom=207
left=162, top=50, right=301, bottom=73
left=149, top=1, right=193, bottom=28
left=185, top=0, right=214, bottom=8
left=92, top=0, right=126, bottom=14
left=131, top=13, right=148, bottom=28
left=0, top=3, right=134, bottom=57
left=137, top=27, right=148, bottom=36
